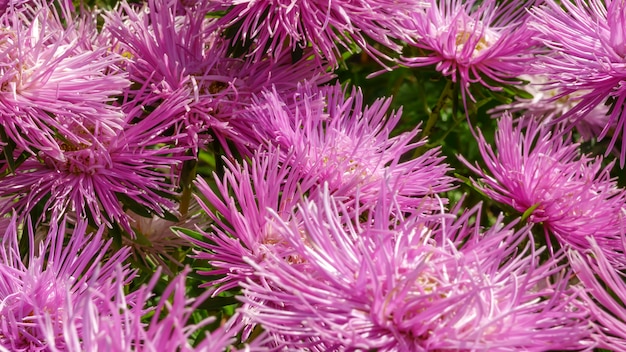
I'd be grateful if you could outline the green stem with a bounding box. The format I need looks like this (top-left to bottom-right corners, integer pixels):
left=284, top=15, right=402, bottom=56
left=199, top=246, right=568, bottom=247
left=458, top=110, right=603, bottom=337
left=179, top=152, right=197, bottom=218
left=413, top=80, right=455, bottom=158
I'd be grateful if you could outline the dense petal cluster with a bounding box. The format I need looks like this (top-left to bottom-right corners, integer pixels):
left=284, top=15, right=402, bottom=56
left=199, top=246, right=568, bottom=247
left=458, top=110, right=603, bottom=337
left=400, top=0, right=539, bottom=102
left=0, top=216, right=132, bottom=350
left=239, top=186, right=591, bottom=350
left=460, top=116, right=626, bottom=260
left=0, top=1, right=128, bottom=159
left=242, top=82, right=454, bottom=211
left=206, top=0, right=422, bottom=67
left=530, top=0, right=626, bottom=165
left=0, top=93, right=190, bottom=231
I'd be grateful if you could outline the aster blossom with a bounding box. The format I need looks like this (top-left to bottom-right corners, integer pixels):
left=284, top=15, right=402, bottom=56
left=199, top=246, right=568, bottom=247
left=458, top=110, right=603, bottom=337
left=0, top=215, right=132, bottom=351
left=239, top=185, right=592, bottom=350
left=400, top=0, right=540, bottom=103
left=460, top=115, right=626, bottom=261
left=0, top=92, right=191, bottom=232
left=242, top=82, right=454, bottom=212
left=208, top=0, right=423, bottom=67
left=0, top=0, right=128, bottom=160
left=530, top=0, right=626, bottom=166
left=104, top=0, right=331, bottom=154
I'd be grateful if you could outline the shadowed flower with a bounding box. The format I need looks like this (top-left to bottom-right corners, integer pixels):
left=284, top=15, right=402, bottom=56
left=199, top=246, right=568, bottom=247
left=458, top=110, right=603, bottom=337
left=401, top=0, right=539, bottom=104
left=530, top=0, right=626, bottom=166
left=207, top=0, right=422, bottom=67
left=460, top=115, right=626, bottom=261
left=239, top=185, right=592, bottom=350
left=104, top=0, right=331, bottom=154
left=0, top=216, right=132, bottom=351
left=0, top=92, right=191, bottom=232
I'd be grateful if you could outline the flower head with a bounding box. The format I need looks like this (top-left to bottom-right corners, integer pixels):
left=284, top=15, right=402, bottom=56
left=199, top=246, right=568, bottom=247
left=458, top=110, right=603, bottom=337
left=208, top=0, right=422, bottom=67
left=239, top=186, right=591, bottom=350
left=0, top=92, right=191, bottom=232
left=242, top=82, right=454, bottom=212
left=0, top=0, right=128, bottom=159
left=0, top=216, right=132, bottom=350
left=460, top=115, right=626, bottom=260
left=530, top=0, right=626, bottom=166
left=401, top=0, right=539, bottom=103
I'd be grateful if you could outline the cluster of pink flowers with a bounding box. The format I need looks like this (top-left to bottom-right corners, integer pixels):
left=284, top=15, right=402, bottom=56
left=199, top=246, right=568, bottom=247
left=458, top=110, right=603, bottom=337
left=0, top=0, right=625, bottom=350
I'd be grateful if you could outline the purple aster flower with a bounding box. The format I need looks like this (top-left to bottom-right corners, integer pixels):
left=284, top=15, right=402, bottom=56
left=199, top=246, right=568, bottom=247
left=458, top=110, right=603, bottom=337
left=60, top=266, right=247, bottom=351
left=530, top=0, right=626, bottom=166
left=182, top=147, right=308, bottom=295
left=0, top=92, right=191, bottom=232
left=400, top=0, right=539, bottom=103
left=208, top=0, right=422, bottom=67
left=0, top=0, right=128, bottom=159
left=570, top=238, right=626, bottom=350
left=242, top=82, right=455, bottom=212
left=459, top=115, right=626, bottom=262
left=0, top=215, right=132, bottom=350
left=104, top=0, right=331, bottom=154
left=239, top=185, right=592, bottom=350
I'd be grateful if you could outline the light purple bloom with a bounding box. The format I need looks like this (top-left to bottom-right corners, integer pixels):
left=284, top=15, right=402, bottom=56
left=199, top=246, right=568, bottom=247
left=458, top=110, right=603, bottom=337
left=183, top=147, right=307, bottom=295
left=0, top=216, right=131, bottom=351
left=0, top=0, right=128, bottom=159
left=104, top=0, right=331, bottom=154
left=530, top=0, right=626, bottom=166
left=208, top=0, right=422, bottom=67
left=242, top=82, right=454, bottom=211
left=460, top=115, right=626, bottom=261
left=0, top=93, right=191, bottom=232
left=58, top=266, right=249, bottom=351
left=239, top=185, right=592, bottom=350
left=570, top=238, right=626, bottom=350
left=400, top=0, right=539, bottom=102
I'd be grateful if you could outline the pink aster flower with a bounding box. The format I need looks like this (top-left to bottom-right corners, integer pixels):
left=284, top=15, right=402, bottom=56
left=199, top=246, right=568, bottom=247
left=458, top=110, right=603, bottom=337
left=104, top=0, right=331, bottom=154
left=239, top=186, right=592, bottom=350
left=460, top=115, right=626, bottom=261
left=59, top=266, right=250, bottom=351
left=570, top=238, right=626, bottom=350
left=0, top=216, right=132, bottom=351
left=0, top=0, right=128, bottom=159
left=400, top=0, right=539, bottom=103
left=241, top=82, right=454, bottom=212
left=0, top=92, right=191, bottom=232
left=208, top=0, right=422, bottom=67
left=530, top=0, right=626, bottom=166
left=183, top=147, right=308, bottom=295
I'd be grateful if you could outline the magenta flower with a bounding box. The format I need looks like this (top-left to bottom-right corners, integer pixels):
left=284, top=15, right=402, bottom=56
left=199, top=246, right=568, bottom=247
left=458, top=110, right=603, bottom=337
left=460, top=115, right=626, bottom=260
left=241, top=82, right=454, bottom=212
left=0, top=1, right=128, bottom=159
left=0, top=93, right=191, bottom=232
left=183, top=147, right=307, bottom=295
left=530, top=0, right=626, bottom=166
left=400, top=0, right=539, bottom=103
left=570, top=238, right=626, bottom=350
left=59, top=266, right=246, bottom=351
left=239, top=186, right=592, bottom=350
left=208, top=0, right=420, bottom=67
left=104, top=0, right=331, bottom=154
left=0, top=216, right=132, bottom=351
